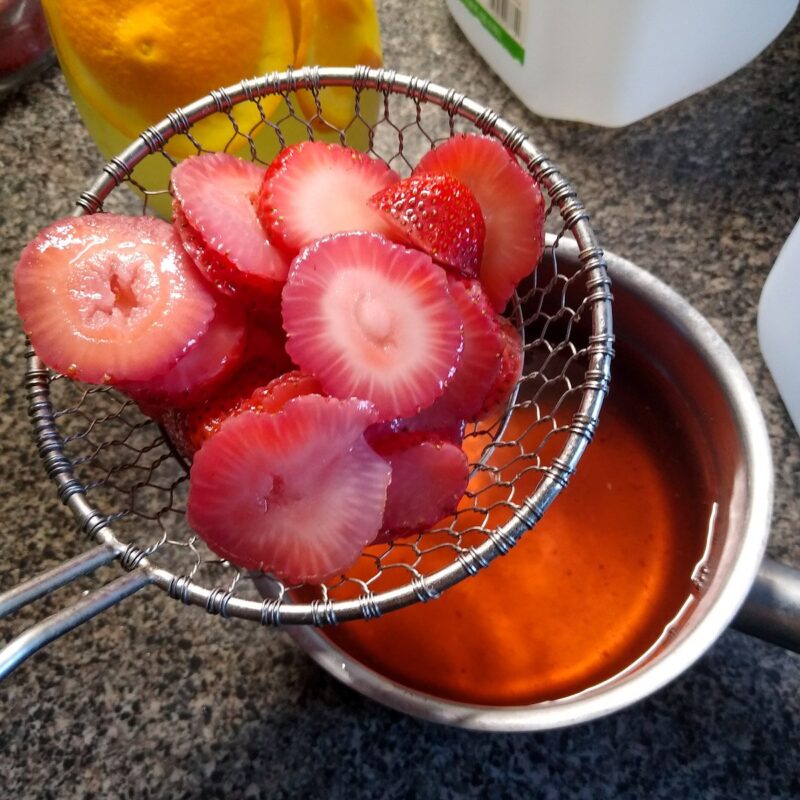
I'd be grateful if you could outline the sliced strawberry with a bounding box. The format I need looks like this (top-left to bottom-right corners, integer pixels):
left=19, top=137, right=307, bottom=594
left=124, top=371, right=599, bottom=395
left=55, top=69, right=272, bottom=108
left=371, top=414, right=467, bottom=446
left=14, top=214, right=215, bottom=384
left=480, top=315, right=524, bottom=418
left=368, top=173, right=485, bottom=278
left=415, top=134, right=546, bottom=311
left=249, top=370, right=324, bottom=414
left=257, top=141, right=399, bottom=257
left=368, top=431, right=469, bottom=544
left=161, top=374, right=255, bottom=459
left=160, top=345, right=300, bottom=460
left=187, top=395, right=390, bottom=583
left=282, top=232, right=463, bottom=420
left=171, top=153, right=289, bottom=298
left=121, top=296, right=247, bottom=410
left=242, top=311, right=294, bottom=376
left=417, top=278, right=505, bottom=426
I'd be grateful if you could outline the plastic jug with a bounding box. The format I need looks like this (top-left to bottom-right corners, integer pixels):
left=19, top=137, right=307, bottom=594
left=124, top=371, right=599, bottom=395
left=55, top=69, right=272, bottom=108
left=445, top=0, right=798, bottom=126
left=759, top=219, right=800, bottom=438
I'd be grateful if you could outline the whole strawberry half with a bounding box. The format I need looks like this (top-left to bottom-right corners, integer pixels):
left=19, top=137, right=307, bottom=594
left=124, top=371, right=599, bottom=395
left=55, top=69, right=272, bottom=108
left=369, top=173, right=485, bottom=278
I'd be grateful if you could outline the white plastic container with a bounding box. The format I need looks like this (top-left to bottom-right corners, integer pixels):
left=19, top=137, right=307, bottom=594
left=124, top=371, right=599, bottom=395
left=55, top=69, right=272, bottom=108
left=445, top=0, right=798, bottom=126
left=759, top=219, right=800, bottom=438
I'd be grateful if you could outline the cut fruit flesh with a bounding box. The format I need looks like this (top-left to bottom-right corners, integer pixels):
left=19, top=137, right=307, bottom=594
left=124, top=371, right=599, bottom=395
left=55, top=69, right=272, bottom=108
left=257, top=141, right=399, bottom=256
left=415, top=134, right=546, bottom=311
left=187, top=394, right=390, bottom=583
left=14, top=214, right=215, bottom=384
left=122, top=296, right=247, bottom=409
left=172, top=153, right=288, bottom=297
left=368, top=432, right=470, bottom=544
left=282, top=231, right=464, bottom=420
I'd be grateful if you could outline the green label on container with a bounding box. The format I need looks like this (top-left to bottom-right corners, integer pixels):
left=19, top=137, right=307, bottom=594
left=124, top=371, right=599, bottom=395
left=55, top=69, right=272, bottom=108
left=457, top=0, right=527, bottom=64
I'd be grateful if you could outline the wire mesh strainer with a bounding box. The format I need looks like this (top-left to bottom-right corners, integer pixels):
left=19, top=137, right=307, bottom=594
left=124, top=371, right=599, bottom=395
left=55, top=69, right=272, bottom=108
left=1, top=67, right=612, bottom=675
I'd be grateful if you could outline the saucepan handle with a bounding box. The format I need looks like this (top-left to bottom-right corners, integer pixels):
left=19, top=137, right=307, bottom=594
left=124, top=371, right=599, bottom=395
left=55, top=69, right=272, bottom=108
left=733, top=557, right=800, bottom=653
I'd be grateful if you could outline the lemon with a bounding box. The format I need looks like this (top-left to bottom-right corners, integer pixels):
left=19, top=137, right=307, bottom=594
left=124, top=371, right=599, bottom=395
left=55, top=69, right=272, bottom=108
left=291, top=0, right=383, bottom=132
left=43, top=0, right=294, bottom=157
left=42, top=0, right=382, bottom=217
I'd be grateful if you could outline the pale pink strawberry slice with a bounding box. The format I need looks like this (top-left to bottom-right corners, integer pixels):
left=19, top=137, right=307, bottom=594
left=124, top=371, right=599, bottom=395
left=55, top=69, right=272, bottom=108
left=415, top=134, right=546, bottom=311
left=257, top=141, right=399, bottom=257
left=187, top=395, right=390, bottom=583
left=282, top=232, right=464, bottom=420
left=249, top=370, right=323, bottom=414
left=480, top=315, right=524, bottom=418
left=368, top=173, right=485, bottom=278
left=415, top=278, right=504, bottom=426
left=368, top=431, right=469, bottom=544
left=171, top=153, right=289, bottom=298
left=160, top=318, right=296, bottom=458
left=122, top=297, right=247, bottom=410
left=14, top=214, right=215, bottom=384
left=161, top=369, right=322, bottom=459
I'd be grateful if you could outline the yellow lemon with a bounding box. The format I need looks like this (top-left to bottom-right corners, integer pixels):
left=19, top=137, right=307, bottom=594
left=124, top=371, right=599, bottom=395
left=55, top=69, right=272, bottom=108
left=290, top=0, right=383, bottom=132
left=42, top=0, right=382, bottom=216
left=43, top=0, right=294, bottom=156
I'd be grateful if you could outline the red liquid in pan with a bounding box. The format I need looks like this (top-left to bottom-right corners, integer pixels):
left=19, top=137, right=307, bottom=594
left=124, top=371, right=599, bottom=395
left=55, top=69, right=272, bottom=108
left=323, top=346, right=715, bottom=705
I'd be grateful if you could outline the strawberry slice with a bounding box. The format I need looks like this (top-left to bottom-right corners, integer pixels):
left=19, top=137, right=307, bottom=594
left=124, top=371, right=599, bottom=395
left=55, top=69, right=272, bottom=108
left=14, top=214, right=215, bottom=384
left=480, top=315, right=524, bottom=418
left=121, top=297, right=247, bottom=410
left=415, top=134, right=546, bottom=311
left=368, top=431, right=469, bottom=544
left=171, top=153, right=289, bottom=298
left=159, top=316, right=303, bottom=460
left=161, top=369, right=322, bottom=459
left=187, top=395, right=390, bottom=583
left=257, top=141, right=399, bottom=257
left=282, top=232, right=464, bottom=420
left=241, top=310, right=294, bottom=377
left=248, top=370, right=323, bottom=414
left=369, top=173, right=485, bottom=278
left=390, top=278, right=505, bottom=439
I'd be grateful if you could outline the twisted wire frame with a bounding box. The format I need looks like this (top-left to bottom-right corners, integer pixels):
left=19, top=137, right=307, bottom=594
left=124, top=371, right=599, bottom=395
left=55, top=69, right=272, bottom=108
left=23, top=66, right=613, bottom=626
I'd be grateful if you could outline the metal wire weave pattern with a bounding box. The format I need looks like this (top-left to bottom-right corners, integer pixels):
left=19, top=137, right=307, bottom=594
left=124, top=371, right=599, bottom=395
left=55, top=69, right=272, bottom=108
left=24, top=67, right=613, bottom=624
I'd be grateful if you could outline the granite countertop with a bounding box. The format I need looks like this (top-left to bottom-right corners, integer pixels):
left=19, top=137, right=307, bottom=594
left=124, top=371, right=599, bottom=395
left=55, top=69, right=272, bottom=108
left=1, top=2, right=799, bottom=797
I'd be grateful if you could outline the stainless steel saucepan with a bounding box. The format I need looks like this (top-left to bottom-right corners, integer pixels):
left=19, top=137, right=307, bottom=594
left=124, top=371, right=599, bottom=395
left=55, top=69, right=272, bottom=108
left=285, top=236, right=800, bottom=731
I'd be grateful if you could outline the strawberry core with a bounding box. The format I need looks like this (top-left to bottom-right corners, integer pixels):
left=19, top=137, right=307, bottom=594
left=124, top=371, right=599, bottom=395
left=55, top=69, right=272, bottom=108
left=355, top=293, right=394, bottom=347
left=109, top=272, right=138, bottom=317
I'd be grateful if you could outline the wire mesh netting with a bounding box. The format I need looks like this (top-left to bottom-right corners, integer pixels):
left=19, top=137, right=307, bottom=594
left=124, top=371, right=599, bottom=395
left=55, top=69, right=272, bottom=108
left=28, top=68, right=613, bottom=624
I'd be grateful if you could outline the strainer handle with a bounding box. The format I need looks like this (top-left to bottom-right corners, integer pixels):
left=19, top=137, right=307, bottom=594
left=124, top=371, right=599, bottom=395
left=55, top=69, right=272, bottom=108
left=733, top=557, right=800, bottom=653
left=0, top=546, right=152, bottom=679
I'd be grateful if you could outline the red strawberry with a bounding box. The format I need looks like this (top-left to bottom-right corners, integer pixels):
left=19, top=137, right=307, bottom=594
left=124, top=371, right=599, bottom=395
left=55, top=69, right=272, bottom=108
left=121, top=296, right=247, bottom=410
left=160, top=349, right=303, bottom=459
left=14, top=214, right=215, bottom=384
left=369, top=173, right=485, bottom=277
left=241, top=311, right=294, bottom=377
left=480, top=315, right=524, bottom=418
left=415, top=134, right=546, bottom=311
left=187, top=395, right=390, bottom=583
left=161, top=368, right=321, bottom=459
left=257, top=141, right=399, bottom=257
left=171, top=153, right=289, bottom=298
left=368, top=431, right=469, bottom=544
left=249, top=370, right=323, bottom=414
left=415, top=278, right=505, bottom=427
left=282, top=232, right=464, bottom=420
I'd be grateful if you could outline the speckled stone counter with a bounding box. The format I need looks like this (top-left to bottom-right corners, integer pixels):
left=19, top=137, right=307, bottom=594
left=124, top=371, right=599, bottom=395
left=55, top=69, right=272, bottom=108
left=1, top=2, right=799, bottom=798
